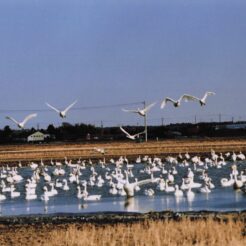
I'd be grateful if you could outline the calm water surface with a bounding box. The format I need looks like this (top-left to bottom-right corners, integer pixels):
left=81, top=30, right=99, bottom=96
left=0, top=160, right=246, bottom=216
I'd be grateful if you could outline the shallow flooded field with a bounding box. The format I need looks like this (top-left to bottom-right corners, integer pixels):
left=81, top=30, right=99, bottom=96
left=0, top=155, right=246, bottom=216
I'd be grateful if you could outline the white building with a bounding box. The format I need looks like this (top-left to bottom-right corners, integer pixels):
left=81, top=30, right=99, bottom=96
left=27, top=131, right=48, bottom=143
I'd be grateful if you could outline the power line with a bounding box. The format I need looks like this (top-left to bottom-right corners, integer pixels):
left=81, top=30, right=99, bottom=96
left=0, top=101, right=144, bottom=114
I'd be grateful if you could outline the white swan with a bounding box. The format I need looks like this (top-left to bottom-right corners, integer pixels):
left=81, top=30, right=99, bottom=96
left=6, top=113, right=37, bottom=129
left=221, top=174, right=234, bottom=187
left=62, top=179, right=69, bottom=191
left=40, top=187, right=49, bottom=202
left=84, top=194, right=101, bottom=201
left=25, top=191, right=37, bottom=200
left=122, top=171, right=159, bottom=198
left=181, top=178, right=189, bottom=190
left=0, top=193, right=6, bottom=201
left=165, top=180, right=175, bottom=193
left=46, top=100, right=77, bottom=118
left=55, top=179, right=63, bottom=188
left=25, top=179, right=37, bottom=189
left=200, top=184, right=211, bottom=193
left=186, top=186, right=195, bottom=199
left=25, top=187, right=36, bottom=195
left=80, top=181, right=101, bottom=201
left=185, top=152, right=190, bottom=160
left=118, top=188, right=127, bottom=196
left=109, top=183, right=118, bottom=195
left=237, top=152, right=245, bottom=161
left=94, top=147, right=106, bottom=154
left=144, top=188, right=155, bottom=196
left=167, top=171, right=174, bottom=183
left=12, top=173, right=23, bottom=183
left=120, top=126, right=145, bottom=140
left=184, top=92, right=215, bottom=106
left=174, top=185, right=183, bottom=197
left=160, top=94, right=195, bottom=109
left=77, top=186, right=85, bottom=199
left=136, top=156, right=141, bottom=164
left=188, top=178, right=202, bottom=188
left=157, top=178, right=166, bottom=191
left=122, top=102, right=156, bottom=117
left=49, top=183, right=58, bottom=196
left=10, top=185, right=20, bottom=198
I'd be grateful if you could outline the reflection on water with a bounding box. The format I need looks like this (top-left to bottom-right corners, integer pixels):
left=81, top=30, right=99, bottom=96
left=1, top=189, right=245, bottom=216
left=0, top=161, right=246, bottom=216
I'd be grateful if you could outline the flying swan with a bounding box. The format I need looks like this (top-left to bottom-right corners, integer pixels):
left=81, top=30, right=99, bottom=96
left=120, top=126, right=145, bottom=140
left=46, top=100, right=77, bottom=118
left=6, top=113, right=37, bottom=129
left=160, top=95, right=196, bottom=109
left=122, top=102, right=156, bottom=117
left=183, top=92, right=216, bottom=106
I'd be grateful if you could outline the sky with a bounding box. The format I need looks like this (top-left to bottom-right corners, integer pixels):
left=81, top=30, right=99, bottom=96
left=0, top=0, right=246, bottom=129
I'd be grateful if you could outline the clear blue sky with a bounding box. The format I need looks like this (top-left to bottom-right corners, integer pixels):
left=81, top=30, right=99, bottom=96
left=0, top=0, right=245, bottom=129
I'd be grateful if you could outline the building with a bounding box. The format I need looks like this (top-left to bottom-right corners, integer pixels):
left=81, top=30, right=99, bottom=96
left=27, top=131, right=50, bottom=143
left=215, top=123, right=246, bottom=130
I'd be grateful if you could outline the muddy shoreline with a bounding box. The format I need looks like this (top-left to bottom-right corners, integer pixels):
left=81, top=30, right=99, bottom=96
left=0, top=210, right=246, bottom=226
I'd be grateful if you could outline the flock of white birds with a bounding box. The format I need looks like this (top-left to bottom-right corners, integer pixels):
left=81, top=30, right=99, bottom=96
left=0, top=149, right=245, bottom=204
left=2, top=90, right=246, bottom=213
left=4, top=92, right=215, bottom=137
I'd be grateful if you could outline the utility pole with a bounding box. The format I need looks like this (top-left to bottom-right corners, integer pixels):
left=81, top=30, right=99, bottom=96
left=219, top=113, right=221, bottom=123
left=100, top=120, right=104, bottom=137
left=161, top=117, right=164, bottom=126
left=143, top=101, right=147, bottom=142
left=194, top=115, right=197, bottom=124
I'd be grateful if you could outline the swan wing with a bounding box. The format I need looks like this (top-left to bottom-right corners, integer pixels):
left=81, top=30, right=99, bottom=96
left=161, top=97, right=176, bottom=108
left=21, top=113, right=37, bottom=125
left=182, top=94, right=200, bottom=102
left=133, top=130, right=146, bottom=138
left=64, top=100, right=77, bottom=114
left=160, top=98, right=168, bottom=109
left=46, top=103, right=60, bottom=113
left=202, top=91, right=215, bottom=102
left=135, top=178, right=159, bottom=187
left=143, top=102, right=156, bottom=113
left=122, top=108, right=139, bottom=113
left=6, top=116, right=19, bottom=125
left=120, top=126, right=131, bottom=137
left=135, top=179, right=152, bottom=187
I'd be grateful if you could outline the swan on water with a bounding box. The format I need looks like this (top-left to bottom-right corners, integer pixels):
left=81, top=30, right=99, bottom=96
left=174, top=185, right=184, bottom=197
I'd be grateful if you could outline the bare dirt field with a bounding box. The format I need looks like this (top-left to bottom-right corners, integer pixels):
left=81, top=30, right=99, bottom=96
left=0, top=138, right=246, bottom=164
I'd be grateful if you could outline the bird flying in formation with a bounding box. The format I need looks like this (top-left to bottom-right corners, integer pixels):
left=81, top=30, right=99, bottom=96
left=120, top=126, right=145, bottom=140
left=160, top=95, right=196, bottom=109
left=183, top=92, right=216, bottom=106
left=46, top=100, right=77, bottom=118
left=122, top=102, right=156, bottom=117
left=161, top=92, right=215, bottom=108
left=6, top=113, right=37, bottom=129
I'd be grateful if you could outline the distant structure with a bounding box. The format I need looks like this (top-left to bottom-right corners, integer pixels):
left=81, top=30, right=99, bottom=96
left=215, top=123, right=246, bottom=130
left=27, top=131, right=50, bottom=143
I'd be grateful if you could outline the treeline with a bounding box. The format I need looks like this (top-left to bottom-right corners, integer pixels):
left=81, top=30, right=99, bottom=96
left=0, top=121, right=246, bottom=144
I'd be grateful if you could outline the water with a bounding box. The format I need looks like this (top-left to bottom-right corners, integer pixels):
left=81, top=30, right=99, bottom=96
left=1, top=160, right=246, bottom=216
